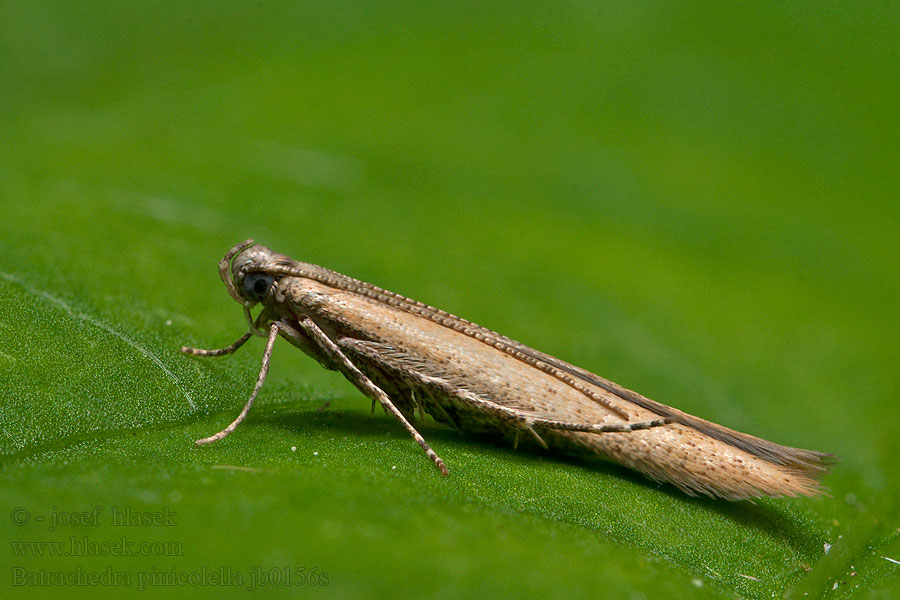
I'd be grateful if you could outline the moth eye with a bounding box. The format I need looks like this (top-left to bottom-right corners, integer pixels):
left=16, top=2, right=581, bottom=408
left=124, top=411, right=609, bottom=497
left=242, top=272, right=275, bottom=302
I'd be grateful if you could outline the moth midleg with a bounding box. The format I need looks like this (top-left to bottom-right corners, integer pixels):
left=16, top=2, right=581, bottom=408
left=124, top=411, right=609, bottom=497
left=338, top=341, right=461, bottom=429
left=338, top=338, right=547, bottom=446
left=286, top=317, right=449, bottom=476
left=181, top=332, right=253, bottom=357
left=194, top=322, right=280, bottom=446
left=511, top=426, right=549, bottom=450
left=412, top=389, right=426, bottom=423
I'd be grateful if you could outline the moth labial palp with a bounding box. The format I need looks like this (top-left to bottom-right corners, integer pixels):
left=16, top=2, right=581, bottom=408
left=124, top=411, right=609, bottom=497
left=181, top=239, right=835, bottom=500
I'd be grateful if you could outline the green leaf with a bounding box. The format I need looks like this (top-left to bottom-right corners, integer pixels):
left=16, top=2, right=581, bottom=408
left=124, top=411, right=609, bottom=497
left=2, top=2, right=898, bottom=598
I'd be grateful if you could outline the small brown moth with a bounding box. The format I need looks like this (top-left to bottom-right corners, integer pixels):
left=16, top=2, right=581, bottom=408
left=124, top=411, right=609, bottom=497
left=182, top=240, right=833, bottom=500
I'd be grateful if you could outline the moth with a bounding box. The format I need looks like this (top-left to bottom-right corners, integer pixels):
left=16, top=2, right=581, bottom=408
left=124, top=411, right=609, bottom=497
left=182, top=240, right=833, bottom=500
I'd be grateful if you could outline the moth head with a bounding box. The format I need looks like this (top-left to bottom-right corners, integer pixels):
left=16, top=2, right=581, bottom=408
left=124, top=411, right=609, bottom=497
left=219, top=240, right=279, bottom=306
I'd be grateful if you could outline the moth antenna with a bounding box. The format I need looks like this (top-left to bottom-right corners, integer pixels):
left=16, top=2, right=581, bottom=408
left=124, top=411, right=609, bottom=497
left=219, top=238, right=255, bottom=303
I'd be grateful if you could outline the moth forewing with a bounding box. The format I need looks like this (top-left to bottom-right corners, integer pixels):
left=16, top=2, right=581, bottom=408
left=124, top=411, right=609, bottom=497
left=181, top=240, right=834, bottom=500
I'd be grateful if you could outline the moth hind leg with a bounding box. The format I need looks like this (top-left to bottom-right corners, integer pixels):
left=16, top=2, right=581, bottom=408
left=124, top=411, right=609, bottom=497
left=335, top=338, right=670, bottom=448
left=528, top=416, right=671, bottom=435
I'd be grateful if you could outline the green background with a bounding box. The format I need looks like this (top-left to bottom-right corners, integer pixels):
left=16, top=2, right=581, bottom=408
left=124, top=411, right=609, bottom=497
left=1, top=2, right=898, bottom=598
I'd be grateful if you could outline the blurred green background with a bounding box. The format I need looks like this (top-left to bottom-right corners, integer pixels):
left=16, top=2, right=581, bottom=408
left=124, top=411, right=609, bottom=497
left=1, top=2, right=898, bottom=598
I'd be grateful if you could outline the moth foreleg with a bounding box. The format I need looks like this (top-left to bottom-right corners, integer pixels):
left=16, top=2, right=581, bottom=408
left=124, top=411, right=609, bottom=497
left=194, top=323, right=279, bottom=446
left=181, top=332, right=253, bottom=357
left=292, top=317, right=449, bottom=477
